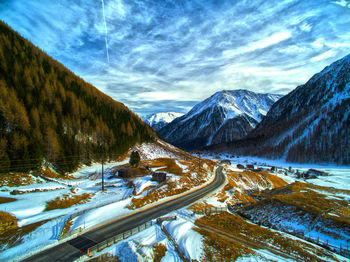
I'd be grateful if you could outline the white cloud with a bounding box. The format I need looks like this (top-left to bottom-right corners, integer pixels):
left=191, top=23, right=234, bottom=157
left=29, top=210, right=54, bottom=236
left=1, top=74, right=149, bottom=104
left=310, top=50, right=335, bottom=62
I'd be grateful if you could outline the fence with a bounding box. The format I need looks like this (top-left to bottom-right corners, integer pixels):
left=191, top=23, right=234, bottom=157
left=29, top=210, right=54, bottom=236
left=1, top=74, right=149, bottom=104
left=86, top=221, right=152, bottom=257
left=193, top=206, right=227, bottom=215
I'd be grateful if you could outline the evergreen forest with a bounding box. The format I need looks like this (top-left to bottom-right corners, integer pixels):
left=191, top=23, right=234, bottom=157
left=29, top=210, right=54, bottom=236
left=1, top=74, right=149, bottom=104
left=0, top=21, right=155, bottom=174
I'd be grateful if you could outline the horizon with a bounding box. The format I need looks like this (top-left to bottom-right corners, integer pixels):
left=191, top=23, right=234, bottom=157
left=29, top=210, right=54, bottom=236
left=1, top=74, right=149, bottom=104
left=1, top=0, right=350, bottom=115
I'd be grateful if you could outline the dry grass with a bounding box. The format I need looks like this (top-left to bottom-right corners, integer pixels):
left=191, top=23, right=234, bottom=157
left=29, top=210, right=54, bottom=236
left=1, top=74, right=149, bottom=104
left=214, top=170, right=288, bottom=206
left=0, top=218, right=49, bottom=249
left=86, top=253, right=120, bottom=262
left=189, top=202, right=215, bottom=213
left=127, top=158, right=214, bottom=209
left=45, top=193, right=93, bottom=211
left=0, top=173, right=36, bottom=187
left=0, top=211, right=17, bottom=225
left=153, top=243, right=167, bottom=262
left=60, top=218, right=73, bottom=238
left=255, top=182, right=350, bottom=226
left=195, top=228, right=253, bottom=261
left=38, top=167, right=74, bottom=180
left=146, top=158, right=183, bottom=176
left=196, top=212, right=337, bottom=261
left=0, top=196, right=16, bottom=204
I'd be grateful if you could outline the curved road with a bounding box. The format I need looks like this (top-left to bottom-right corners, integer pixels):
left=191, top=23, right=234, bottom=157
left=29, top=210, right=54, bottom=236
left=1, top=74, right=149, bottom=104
left=23, top=166, right=225, bottom=262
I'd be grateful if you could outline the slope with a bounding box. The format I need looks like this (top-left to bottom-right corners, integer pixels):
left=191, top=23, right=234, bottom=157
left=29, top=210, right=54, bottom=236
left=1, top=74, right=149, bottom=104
left=209, top=54, right=350, bottom=165
left=0, top=21, right=155, bottom=174
left=159, top=90, right=281, bottom=150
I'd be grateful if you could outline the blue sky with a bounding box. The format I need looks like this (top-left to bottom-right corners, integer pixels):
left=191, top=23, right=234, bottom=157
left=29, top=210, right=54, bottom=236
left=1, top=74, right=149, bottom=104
left=1, top=0, right=350, bottom=116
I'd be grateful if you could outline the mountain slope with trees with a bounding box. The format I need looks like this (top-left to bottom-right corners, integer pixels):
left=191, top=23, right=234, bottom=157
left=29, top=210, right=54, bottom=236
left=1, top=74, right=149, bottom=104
left=208, top=54, right=350, bottom=165
left=0, top=21, right=155, bottom=174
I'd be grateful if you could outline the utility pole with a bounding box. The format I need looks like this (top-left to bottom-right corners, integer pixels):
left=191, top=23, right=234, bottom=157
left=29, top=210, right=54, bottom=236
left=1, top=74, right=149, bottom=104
left=102, top=158, right=104, bottom=192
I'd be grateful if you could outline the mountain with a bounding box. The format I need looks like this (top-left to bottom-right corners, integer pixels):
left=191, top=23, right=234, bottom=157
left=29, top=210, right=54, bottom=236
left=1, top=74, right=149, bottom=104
left=209, top=54, right=350, bottom=165
left=143, top=112, right=184, bottom=131
left=0, top=21, right=155, bottom=174
left=158, top=90, right=282, bottom=150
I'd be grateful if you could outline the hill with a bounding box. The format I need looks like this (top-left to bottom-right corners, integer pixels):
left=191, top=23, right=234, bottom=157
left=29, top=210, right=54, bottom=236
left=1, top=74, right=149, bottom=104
left=209, top=54, right=350, bottom=165
left=0, top=21, right=155, bottom=174
left=159, top=90, right=281, bottom=150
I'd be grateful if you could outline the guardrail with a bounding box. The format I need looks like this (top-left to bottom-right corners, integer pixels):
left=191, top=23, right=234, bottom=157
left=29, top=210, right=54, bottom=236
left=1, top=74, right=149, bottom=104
left=193, top=206, right=227, bottom=215
left=86, top=221, right=153, bottom=257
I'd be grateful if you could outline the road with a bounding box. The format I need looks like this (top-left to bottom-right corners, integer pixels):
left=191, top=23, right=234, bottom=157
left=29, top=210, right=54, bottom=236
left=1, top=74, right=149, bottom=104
left=22, top=166, right=225, bottom=262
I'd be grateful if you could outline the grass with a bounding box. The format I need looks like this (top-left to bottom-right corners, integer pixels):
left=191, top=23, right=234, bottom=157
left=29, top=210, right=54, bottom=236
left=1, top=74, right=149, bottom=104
left=195, top=228, right=253, bottom=261
left=127, top=158, right=214, bottom=209
left=60, top=218, right=73, bottom=238
left=254, top=182, right=350, bottom=226
left=145, top=158, right=183, bottom=176
left=86, top=253, right=120, bottom=262
left=37, top=167, right=74, bottom=180
left=45, top=193, right=93, bottom=211
left=0, top=196, right=16, bottom=204
left=189, top=202, right=215, bottom=213
left=195, top=212, right=338, bottom=261
left=214, top=170, right=288, bottom=206
left=153, top=243, right=167, bottom=262
left=0, top=173, right=36, bottom=187
left=0, top=219, right=49, bottom=250
left=0, top=211, right=17, bottom=225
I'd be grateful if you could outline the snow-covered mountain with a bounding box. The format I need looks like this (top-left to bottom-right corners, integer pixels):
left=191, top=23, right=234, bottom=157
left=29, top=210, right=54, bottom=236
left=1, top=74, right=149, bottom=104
left=210, top=54, right=350, bottom=165
left=144, top=112, right=184, bottom=131
left=159, top=90, right=282, bottom=150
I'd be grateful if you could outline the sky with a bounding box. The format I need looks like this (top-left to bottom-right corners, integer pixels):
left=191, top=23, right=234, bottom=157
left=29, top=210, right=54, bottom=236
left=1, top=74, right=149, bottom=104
left=0, top=0, right=350, bottom=116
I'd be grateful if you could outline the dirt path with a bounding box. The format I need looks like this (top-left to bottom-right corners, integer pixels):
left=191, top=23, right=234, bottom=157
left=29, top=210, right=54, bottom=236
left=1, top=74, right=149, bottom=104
left=196, top=221, right=304, bottom=262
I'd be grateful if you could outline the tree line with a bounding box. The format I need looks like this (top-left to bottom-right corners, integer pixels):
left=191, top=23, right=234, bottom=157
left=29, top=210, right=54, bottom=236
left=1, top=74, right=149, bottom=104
left=0, top=21, right=155, bottom=174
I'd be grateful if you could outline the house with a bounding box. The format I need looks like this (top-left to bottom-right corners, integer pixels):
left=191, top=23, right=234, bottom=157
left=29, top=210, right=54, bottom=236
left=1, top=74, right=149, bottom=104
left=220, top=159, right=231, bottom=165
left=151, top=172, right=167, bottom=182
left=237, top=164, right=245, bottom=169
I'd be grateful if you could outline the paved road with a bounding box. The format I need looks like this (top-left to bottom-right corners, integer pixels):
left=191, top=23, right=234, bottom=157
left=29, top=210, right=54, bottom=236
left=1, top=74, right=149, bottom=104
left=23, top=166, right=225, bottom=262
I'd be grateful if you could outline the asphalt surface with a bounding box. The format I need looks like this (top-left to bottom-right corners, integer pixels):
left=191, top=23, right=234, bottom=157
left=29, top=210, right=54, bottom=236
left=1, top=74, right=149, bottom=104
left=22, top=166, right=225, bottom=262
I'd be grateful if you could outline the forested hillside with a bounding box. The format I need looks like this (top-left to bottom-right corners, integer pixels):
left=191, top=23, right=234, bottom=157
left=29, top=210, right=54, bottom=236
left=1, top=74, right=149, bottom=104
left=0, top=21, right=155, bottom=174
left=208, top=54, right=350, bottom=165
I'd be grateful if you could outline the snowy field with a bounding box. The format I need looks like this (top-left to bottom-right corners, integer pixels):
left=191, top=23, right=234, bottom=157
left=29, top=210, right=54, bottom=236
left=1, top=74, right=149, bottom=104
left=0, top=141, right=210, bottom=261
left=202, top=153, right=350, bottom=191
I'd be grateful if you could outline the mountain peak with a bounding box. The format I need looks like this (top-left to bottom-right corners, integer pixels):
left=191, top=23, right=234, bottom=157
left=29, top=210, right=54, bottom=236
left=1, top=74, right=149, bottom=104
left=159, top=89, right=282, bottom=150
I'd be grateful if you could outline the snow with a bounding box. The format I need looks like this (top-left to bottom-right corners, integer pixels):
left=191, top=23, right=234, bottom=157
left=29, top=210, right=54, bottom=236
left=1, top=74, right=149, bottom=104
left=182, top=89, right=281, bottom=124
left=144, top=112, right=184, bottom=127
left=202, top=153, right=350, bottom=190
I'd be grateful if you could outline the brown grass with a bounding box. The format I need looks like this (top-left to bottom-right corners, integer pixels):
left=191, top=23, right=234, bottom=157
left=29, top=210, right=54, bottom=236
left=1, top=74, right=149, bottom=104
left=147, top=158, right=183, bottom=176
left=0, top=218, right=49, bottom=249
left=127, top=158, right=214, bottom=209
left=45, top=193, right=93, bottom=211
left=38, top=167, right=74, bottom=180
left=189, top=202, right=215, bottom=213
left=195, top=228, right=253, bottom=261
left=195, top=212, right=338, bottom=261
left=87, top=252, right=121, bottom=262
left=0, top=196, right=16, bottom=204
left=0, top=173, right=36, bottom=187
left=153, top=243, right=167, bottom=262
left=214, top=170, right=287, bottom=206
left=0, top=211, right=17, bottom=225
left=255, top=182, right=350, bottom=225
left=60, top=218, right=73, bottom=238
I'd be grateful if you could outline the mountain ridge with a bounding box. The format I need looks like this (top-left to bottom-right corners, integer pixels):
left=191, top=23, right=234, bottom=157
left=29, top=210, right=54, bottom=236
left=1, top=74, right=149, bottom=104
left=159, top=89, right=282, bottom=150
left=144, top=112, right=184, bottom=131
left=208, top=54, right=350, bottom=164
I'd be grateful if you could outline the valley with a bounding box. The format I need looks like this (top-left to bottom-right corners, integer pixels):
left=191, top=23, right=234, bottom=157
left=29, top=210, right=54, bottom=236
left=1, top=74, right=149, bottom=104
left=0, top=144, right=349, bottom=261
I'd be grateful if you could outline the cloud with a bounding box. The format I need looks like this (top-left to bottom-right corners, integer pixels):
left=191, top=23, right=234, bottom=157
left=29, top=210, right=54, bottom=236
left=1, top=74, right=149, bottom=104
left=1, top=0, right=350, bottom=115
